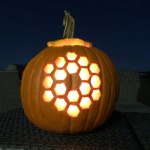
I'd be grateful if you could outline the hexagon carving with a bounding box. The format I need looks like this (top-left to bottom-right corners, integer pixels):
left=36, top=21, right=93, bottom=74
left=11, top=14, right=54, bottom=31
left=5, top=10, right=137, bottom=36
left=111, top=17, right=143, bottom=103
left=42, top=52, right=102, bottom=117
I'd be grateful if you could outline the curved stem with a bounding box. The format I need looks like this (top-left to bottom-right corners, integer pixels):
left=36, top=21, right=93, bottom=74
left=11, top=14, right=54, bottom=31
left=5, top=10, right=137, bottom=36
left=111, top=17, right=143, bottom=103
left=63, top=10, right=75, bottom=38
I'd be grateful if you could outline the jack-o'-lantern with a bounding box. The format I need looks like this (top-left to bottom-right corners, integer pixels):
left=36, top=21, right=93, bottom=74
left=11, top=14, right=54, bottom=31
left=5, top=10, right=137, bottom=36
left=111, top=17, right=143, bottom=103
left=21, top=11, right=118, bottom=134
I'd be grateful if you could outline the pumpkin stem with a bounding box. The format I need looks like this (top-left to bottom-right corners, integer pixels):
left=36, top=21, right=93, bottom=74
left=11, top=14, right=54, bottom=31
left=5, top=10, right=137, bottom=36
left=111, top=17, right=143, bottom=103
left=63, top=10, right=75, bottom=38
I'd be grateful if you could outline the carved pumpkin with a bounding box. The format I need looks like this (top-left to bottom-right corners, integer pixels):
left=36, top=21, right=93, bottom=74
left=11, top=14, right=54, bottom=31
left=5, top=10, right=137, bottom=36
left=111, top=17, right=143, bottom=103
left=21, top=11, right=118, bottom=134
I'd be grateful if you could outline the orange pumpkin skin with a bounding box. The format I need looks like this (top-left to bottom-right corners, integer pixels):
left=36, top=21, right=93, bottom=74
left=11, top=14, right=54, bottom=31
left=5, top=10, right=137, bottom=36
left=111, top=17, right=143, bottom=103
left=21, top=38, right=118, bottom=134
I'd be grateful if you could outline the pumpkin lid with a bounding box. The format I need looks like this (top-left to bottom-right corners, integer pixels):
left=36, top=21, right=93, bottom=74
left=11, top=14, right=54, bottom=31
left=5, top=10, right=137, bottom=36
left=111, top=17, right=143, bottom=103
left=47, top=38, right=92, bottom=48
left=47, top=11, right=92, bottom=48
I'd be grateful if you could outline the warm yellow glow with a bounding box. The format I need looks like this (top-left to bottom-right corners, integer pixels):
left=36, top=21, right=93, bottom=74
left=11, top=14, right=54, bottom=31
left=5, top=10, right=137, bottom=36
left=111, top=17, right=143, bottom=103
left=43, top=53, right=102, bottom=116
left=43, top=91, right=54, bottom=102
left=67, top=90, right=79, bottom=102
left=78, top=57, right=89, bottom=66
left=55, top=57, right=66, bottom=68
left=79, top=82, right=91, bottom=95
left=54, top=83, right=66, bottom=95
left=79, top=68, right=90, bottom=80
left=44, top=64, right=54, bottom=74
left=54, top=69, right=67, bottom=80
left=67, top=105, right=80, bottom=117
left=43, top=76, right=53, bottom=88
left=91, top=75, right=101, bottom=88
left=89, top=63, right=100, bottom=74
left=47, top=38, right=92, bottom=48
left=54, top=98, right=67, bottom=111
left=91, top=90, right=101, bottom=101
left=80, top=97, right=92, bottom=109
left=66, top=52, right=77, bottom=61
left=66, top=62, right=78, bottom=74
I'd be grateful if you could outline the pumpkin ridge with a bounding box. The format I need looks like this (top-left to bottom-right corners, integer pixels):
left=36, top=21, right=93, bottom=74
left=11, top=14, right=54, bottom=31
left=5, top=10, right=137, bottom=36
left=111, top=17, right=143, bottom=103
left=96, top=50, right=112, bottom=125
left=85, top=47, right=103, bottom=130
left=91, top=47, right=111, bottom=129
left=99, top=51, right=114, bottom=121
left=96, top=49, right=117, bottom=127
left=94, top=48, right=118, bottom=123
left=38, top=49, right=54, bottom=130
left=21, top=61, right=35, bottom=123
left=69, top=46, right=88, bottom=133
left=80, top=46, right=97, bottom=132
left=29, top=49, right=49, bottom=129
left=78, top=46, right=91, bottom=132
left=23, top=58, right=39, bottom=126
left=23, top=59, right=38, bottom=123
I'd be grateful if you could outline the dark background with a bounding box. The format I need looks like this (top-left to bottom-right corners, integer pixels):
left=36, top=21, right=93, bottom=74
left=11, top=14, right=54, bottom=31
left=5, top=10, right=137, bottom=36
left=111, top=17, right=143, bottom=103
left=0, top=0, right=149, bottom=71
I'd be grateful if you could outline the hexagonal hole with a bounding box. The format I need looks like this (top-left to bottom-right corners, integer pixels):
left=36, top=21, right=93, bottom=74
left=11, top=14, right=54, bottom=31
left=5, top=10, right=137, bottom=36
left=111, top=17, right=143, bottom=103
left=54, top=83, right=66, bottom=95
left=54, top=69, right=67, bottom=80
left=66, top=52, right=77, bottom=61
left=66, top=62, right=78, bottom=74
left=91, top=75, right=101, bottom=88
left=79, top=68, right=90, bottom=81
left=44, top=64, right=54, bottom=74
left=67, top=105, right=80, bottom=117
left=80, top=97, right=92, bottom=109
left=43, top=90, right=54, bottom=102
left=55, top=57, right=66, bottom=68
left=43, top=76, right=53, bottom=88
left=89, top=63, right=100, bottom=74
left=79, top=82, right=91, bottom=95
left=67, top=90, right=79, bottom=102
left=78, top=57, right=89, bottom=66
left=54, top=98, right=67, bottom=111
left=91, top=90, right=101, bottom=101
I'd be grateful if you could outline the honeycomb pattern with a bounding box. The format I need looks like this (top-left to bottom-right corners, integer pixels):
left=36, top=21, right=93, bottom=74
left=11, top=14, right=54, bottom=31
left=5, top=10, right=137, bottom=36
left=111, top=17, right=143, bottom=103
left=43, top=52, right=101, bottom=117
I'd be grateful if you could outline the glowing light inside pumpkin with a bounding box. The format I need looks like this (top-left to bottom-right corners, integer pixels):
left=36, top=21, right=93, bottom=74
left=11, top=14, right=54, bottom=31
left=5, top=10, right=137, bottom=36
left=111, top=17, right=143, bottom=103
left=43, top=52, right=102, bottom=118
left=44, top=64, right=54, bottom=74
left=54, top=83, right=66, bottom=95
left=67, top=90, right=79, bottom=102
left=91, top=90, right=101, bottom=101
left=91, top=75, right=101, bottom=88
left=79, top=68, right=90, bottom=80
left=66, top=62, right=78, bottom=74
left=79, top=82, right=91, bottom=95
left=80, top=97, right=92, bottom=109
left=55, top=57, right=66, bottom=68
left=43, top=91, right=54, bottom=102
left=78, top=57, right=89, bottom=66
left=54, top=69, right=67, bottom=80
left=47, top=38, right=92, bottom=47
left=66, top=52, right=77, bottom=60
left=89, top=63, right=100, bottom=74
left=55, top=98, right=67, bottom=111
left=43, top=76, right=53, bottom=88
left=67, top=105, right=80, bottom=117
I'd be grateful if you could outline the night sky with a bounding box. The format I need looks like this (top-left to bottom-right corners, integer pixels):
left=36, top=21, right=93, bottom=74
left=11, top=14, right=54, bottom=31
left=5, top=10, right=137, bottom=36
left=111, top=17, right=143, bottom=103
left=0, top=0, right=150, bottom=71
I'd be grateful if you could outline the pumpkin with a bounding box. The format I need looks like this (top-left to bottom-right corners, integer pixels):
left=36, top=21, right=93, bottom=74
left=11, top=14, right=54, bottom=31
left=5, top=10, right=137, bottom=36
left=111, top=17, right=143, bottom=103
left=21, top=11, right=118, bottom=134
